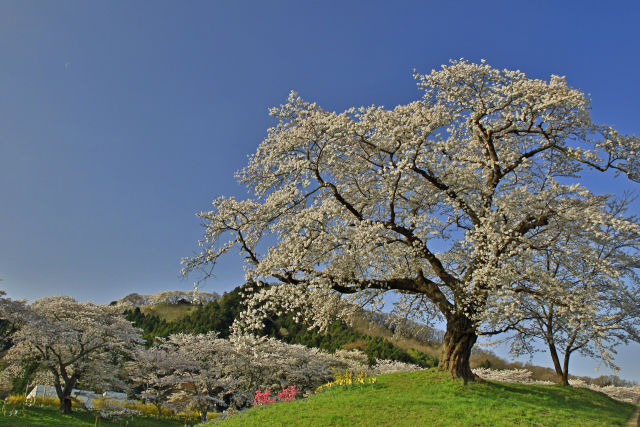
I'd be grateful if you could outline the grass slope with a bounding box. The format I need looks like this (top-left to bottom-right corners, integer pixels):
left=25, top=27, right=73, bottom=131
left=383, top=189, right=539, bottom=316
left=140, top=303, right=198, bottom=322
left=0, top=406, right=185, bottom=426
left=215, top=369, right=637, bottom=426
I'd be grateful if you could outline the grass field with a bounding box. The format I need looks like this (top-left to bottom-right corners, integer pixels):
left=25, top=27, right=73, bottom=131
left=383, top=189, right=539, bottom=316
left=0, top=406, right=187, bottom=426
left=140, top=303, right=199, bottom=322
left=211, top=369, right=638, bottom=426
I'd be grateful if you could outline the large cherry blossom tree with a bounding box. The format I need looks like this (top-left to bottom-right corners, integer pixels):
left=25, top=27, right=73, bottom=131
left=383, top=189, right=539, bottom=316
left=5, top=297, right=143, bottom=413
left=183, top=60, right=640, bottom=381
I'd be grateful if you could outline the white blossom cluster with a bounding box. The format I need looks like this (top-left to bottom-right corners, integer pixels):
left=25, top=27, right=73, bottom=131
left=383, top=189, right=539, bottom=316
left=128, top=332, right=345, bottom=414
left=182, top=59, right=640, bottom=377
left=126, top=332, right=419, bottom=415
left=2, top=297, right=144, bottom=412
left=472, top=368, right=554, bottom=385
left=369, top=359, right=423, bottom=376
left=568, top=379, right=640, bottom=404
left=0, top=289, right=26, bottom=349
left=473, top=368, right=640, bottom=403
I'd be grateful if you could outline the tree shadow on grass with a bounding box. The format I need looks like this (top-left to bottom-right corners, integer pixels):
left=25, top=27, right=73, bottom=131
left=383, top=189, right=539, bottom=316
left=485, top=381, right=630, bottom=414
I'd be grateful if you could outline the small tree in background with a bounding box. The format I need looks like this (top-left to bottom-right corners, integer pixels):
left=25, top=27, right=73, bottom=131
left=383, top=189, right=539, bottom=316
left=489, top=198, right=640, bottom=385
left=126, top=345, right=187, bottom=419
left=161, top=333, right=229, bottom=421
left=5, top=297, right=142, bottom=414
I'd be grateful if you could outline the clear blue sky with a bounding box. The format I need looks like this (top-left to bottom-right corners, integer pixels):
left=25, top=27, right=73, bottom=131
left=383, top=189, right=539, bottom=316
left=1, top=1, right=639, bottom=381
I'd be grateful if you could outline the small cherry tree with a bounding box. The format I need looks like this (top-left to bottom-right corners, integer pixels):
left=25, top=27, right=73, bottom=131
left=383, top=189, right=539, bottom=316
left=159, top=332, right=369, bottom=411
left=126, top=346, right=188, bottom=419
left=5, top=297, right=142, bottom=414
left=183, top=60, right=640, bottom=381
left=161, top=333, right=230, bottom=421
left=487, top=199, right=640, bottom=385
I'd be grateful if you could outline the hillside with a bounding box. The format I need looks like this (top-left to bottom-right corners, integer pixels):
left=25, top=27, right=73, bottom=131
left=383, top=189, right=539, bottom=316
left=210, top=369, right=638, bottom=426
left=112, top=289, right=220, bottom=307
left=123, top=284, right=440, bottom=368
left=118, top=284, right=639, bottom=387
left=120, top=284, right=572, bottom=383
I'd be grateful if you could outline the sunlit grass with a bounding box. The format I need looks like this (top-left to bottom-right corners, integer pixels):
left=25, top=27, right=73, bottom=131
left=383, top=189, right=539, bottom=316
left=213, top=369, right=637, bottom=426
left=141, top=303, right=198, bottom=322
left=0, top=405, right=186, bottom=426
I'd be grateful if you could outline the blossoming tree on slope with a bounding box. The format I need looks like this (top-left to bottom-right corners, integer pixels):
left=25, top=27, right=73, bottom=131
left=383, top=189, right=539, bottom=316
left=5, top=297, right=143, bottom=414
left=488, top=198, right=640, bottom=385
left=182, top=60, right=640, bottom=381
left=126, top=345, right=188, bottom=419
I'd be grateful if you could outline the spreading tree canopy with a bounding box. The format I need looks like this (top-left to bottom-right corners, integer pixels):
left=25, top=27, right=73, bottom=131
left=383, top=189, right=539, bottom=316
left=5, top=297, right=143, bottom=413
left=183, top=60, right=640, bottom=381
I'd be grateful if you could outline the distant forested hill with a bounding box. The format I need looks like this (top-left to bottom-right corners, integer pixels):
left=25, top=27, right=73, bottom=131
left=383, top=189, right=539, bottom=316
left=123, top=283, right=439, bottom=368
left=123, top=284, right=605, bottom=384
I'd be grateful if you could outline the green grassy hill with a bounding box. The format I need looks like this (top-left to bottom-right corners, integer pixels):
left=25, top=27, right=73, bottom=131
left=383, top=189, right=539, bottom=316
left=3, top=370, right=636, bottom=426
left=0, top=406, right=185, bottom=426
left=212, top=369, right=637, bottom=427
left=140, top=303, right=199, bottom=322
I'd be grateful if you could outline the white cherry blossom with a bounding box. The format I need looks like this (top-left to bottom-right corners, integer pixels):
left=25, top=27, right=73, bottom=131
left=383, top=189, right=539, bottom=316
left=183, top=60, right=640, bottom=380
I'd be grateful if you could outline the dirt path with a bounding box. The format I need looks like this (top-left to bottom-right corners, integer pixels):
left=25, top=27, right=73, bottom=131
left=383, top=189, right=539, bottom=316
left=627, top=406, right=640, bottom=427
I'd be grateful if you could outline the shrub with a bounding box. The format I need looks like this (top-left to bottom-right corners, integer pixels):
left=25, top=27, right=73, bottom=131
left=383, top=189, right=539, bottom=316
left=315, top=368, right=376, bottom=393
left=277, top=385, right=298, bottom=402
left=254, top=388, right=274, bottom=406
left=3, top=394, right=25, bottom=411
left=124, top=400, right=174, bottom=417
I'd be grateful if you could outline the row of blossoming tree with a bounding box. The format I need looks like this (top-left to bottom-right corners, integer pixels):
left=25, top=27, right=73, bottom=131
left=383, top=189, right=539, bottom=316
left=180, top=59, right=640, bottom=384
left=0, top=293, right=419, bottom=420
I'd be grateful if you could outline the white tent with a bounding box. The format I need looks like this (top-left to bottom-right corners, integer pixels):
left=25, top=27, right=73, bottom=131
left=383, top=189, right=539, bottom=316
left=26, top=385, right=57, bottom=400
left=102, top=391, right=127, bottom=401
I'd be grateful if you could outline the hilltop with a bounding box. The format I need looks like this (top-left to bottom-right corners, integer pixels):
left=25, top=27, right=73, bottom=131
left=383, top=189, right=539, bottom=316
left=112, top=289, right=220, bottom=307
left=209, top=369, right=637, bottom=426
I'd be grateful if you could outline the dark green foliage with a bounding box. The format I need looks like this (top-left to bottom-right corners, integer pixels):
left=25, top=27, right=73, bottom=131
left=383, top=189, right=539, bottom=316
left=124, top=284, right=248, bottom=344
left=479, top=359, right=493, bottom=369
left=0, top=319, right=15, bottom=352
left=124, top=284, right=437, bottom=368
left=262, top=313, right=362, bottom=352
left=123, top=307, right=172, bottom=345
left=170, top=284, right=244, bottom=338
left=10, top=359, right=40, bottom=395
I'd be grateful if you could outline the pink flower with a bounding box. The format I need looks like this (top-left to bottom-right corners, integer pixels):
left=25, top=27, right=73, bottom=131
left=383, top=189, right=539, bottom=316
left=277, top=385, right=298, bottom=402
left=253, top=388, right=274, bottom=406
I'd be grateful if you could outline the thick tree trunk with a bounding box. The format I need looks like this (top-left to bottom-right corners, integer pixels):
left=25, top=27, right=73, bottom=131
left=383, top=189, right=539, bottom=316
left=438, top=313, right=478, bottom=382
left=53, top=368, right=80, bottom=414
left=547, top=341, right=570, bottom=386
left=561, top=351, right=571, bottom=386
left=59, top=395, right=73, bottom=414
